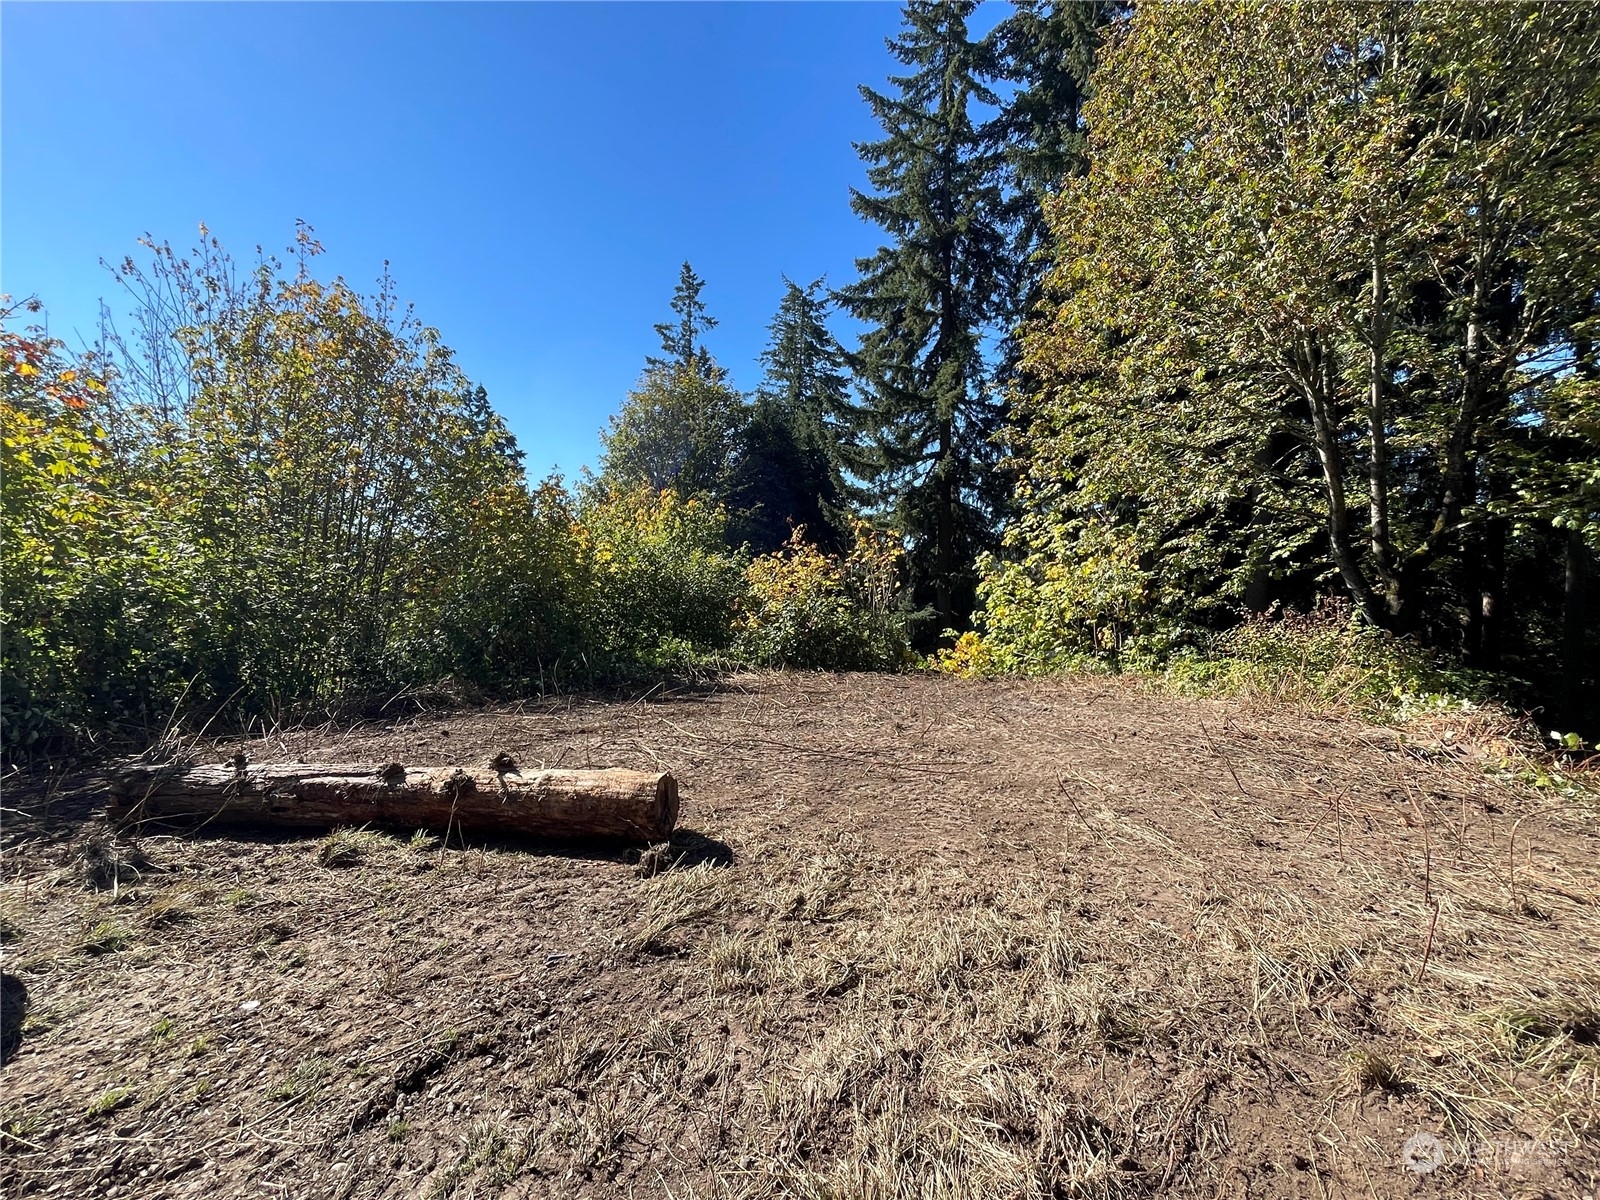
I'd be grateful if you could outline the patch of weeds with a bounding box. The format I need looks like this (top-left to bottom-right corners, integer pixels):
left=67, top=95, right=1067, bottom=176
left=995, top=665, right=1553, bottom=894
left=192, top=1077, right=213, bottom=1101
left=149, top=1017, right=176, bottom=1045
left=0, top=1108, right=43, bottom=1151
left=70, top=832, right=152, bottom=893
left=80, top=920, right=131, bottom=956
left=408, top=829, right=438, bottom=853
left=529, top=1030, right=617, bottom=1095
left=781, top=851, right=858, bottom=923
left=145, top=889, right=197, bottom=928
left=269, top=1055, right=332, bottom=1104
left=427, top=1118, right=520, bottom=1199
left=1087, top=998, right=1146, bottom=1051
left=223, top=888, right=256, bottom=910
left=1483, top=999, right=1600, bottom=1056
left=187, top=1034, right=212, bottom=1059
left=253, top=917, right=296, bottom=951
left=387, top=1117, right=411, bottom=1143
left=630, top=863, right=727, bottom=954
left=0, top=913, right=24, bottom=944
left=642, top=1017, right=688, bottom=1062
left=703, top=933, right=767, bottom=994
left=1342, top=1048, right=1405, bottom=1093
left=318, top=827, right=383, bottom=869
left=85, top=1086, right=134, bottom=1118
left=635, top=841, right=680, bottom=879
left=278, top=945, right=308, bottom=971
left=17, top=1015, right=49, bottom=1036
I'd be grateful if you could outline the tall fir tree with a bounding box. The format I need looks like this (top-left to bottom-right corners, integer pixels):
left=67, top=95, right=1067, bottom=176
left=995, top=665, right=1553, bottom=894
left=647, top=261, right=721, bottom=381
left=986, top=0, right=1115, bottom=326
left=758, top=277, right=854, bottom=452
left=603, top=263, right=743, bottom=500
left=837, top=0, right=1011, bottom=636
left=726, top=278, right=857, bottom=552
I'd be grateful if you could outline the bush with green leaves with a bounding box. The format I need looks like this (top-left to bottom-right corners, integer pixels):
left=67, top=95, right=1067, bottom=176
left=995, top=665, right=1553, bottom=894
left=2, top=318, right=191, bottom=751
left=1158, top=601, right=1506, bottom=716
left=4, top=229, right=920, bottom=762
left=940, top=591, right=1509, bottom=722
left=735, top=526, right=909, bottom=671
left=397, top=477, right=593, bottom=691
left=577, top=484, right=748, bottom=671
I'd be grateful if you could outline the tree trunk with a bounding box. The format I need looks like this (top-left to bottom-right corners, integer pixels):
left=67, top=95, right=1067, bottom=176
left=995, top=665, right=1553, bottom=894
left=1299, top=341, right=1381, bottom=626
left=1564, top=528, right=1593, bottom=724
left=935, top=435, right=955, bottom=631
left=108, top=762, right=679, bottom=843
left=1474, top=517, right=1506, bottom=669
left=1367, top=238, right=1402, bottom=615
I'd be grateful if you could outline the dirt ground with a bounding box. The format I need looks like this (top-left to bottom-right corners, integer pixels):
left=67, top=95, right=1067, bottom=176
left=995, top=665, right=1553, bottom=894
left=1, top=672, right=1597, bottom=1199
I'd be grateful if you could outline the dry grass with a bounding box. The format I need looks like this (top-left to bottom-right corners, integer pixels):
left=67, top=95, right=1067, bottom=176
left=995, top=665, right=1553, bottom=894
left=317, top=825, right=386, bottom=868
left=1, top=673, right=1596, bottom=1198
left=63, top=829, right=151, bottom=894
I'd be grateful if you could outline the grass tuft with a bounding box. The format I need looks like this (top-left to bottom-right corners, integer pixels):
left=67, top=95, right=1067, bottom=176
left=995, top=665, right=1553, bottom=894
left=70, top=832, right=152, bottom=894
left=317, top=826, right=384, bottom=868
left=269, top=1055, right=332, bottom=1103
left=1342, top=1048, right=1405, bottom=1093
left=85, top=1087, right=134, bottom=1118
left=630, top=862, right=727, bottom=954
left=79, top=919, right=131, bottom=956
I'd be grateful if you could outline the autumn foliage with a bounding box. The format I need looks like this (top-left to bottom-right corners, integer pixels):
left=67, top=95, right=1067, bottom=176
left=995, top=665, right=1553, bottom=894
left=0, top=236, right=908, bottom=758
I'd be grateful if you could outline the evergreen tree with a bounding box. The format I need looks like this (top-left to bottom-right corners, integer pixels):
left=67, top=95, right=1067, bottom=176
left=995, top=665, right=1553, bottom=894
left=605, top=262, right=745, bottom=504
left=758, top=278, right=853, bottom=451
left=725, top=279, right=857, bottom=552
left=460, top=383, right=525, bottom=473
left=986, top=0, right=1115, bottom=325
left=647, top=261, right=720, bottom=381
left=837, top=0, right=1011, bottom=636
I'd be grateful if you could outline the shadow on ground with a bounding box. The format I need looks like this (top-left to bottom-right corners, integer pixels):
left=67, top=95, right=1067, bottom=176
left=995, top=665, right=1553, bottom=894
left=0, top=974, right=28, bottom=1066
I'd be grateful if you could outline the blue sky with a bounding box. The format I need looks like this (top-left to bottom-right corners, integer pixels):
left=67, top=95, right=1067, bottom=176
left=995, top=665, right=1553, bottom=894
left=2, top=1, right=1004, bottom=481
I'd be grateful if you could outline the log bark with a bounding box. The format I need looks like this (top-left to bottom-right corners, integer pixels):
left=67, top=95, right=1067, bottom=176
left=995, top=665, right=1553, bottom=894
left=107, top=762, right=678, bottom=843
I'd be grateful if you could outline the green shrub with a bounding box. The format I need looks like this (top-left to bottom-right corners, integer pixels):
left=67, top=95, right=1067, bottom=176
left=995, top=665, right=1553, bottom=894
left=947, top=587, right=1510, bottom=721
left=1159, top=600, right=1505, bottom=716
left=2, top=324, right=190, bottom=754
left=965, top=520, right=1161, bottom=675
left=736, top=526, right=910, bottom=671
left=580, top=485, right=747, bottom=670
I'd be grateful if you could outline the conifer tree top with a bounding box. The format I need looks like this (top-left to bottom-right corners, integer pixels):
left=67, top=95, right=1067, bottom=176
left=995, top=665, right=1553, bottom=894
left=648, top=261, right=721, bottom=381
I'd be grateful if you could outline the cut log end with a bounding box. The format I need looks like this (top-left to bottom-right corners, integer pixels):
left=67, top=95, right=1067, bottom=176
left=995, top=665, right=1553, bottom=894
left=107, top=761, right=680, bottom=844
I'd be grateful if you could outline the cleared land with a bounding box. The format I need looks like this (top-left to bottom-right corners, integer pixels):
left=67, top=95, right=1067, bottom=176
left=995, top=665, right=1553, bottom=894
left=1, top=673, right=1596, bottom=1199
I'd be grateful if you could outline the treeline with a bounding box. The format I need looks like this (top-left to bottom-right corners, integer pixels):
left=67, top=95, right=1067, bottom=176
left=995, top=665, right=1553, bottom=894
left=4, top=1, right=1597, bottom=755
left=632, top=1, right=1597, bottom=730
left=987, top=2, right=1599, bottom=731
left=1, top=234, right=907, bottom=756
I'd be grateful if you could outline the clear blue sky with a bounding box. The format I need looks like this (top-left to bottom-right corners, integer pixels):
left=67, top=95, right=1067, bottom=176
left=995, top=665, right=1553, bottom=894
left=2, top=2, right=1004, bottom=481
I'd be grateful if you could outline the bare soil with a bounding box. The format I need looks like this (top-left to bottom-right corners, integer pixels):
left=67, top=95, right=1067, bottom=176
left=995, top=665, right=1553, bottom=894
left=2, top=672, right=1597, bottom=1199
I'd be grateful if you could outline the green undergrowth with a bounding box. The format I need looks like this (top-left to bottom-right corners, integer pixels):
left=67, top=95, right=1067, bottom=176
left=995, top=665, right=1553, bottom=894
left=934, top=604, right=1565, bottom=751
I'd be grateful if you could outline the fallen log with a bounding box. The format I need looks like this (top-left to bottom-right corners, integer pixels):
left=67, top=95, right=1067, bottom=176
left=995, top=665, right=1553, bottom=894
left=107, top=760, right=679, bottom=843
